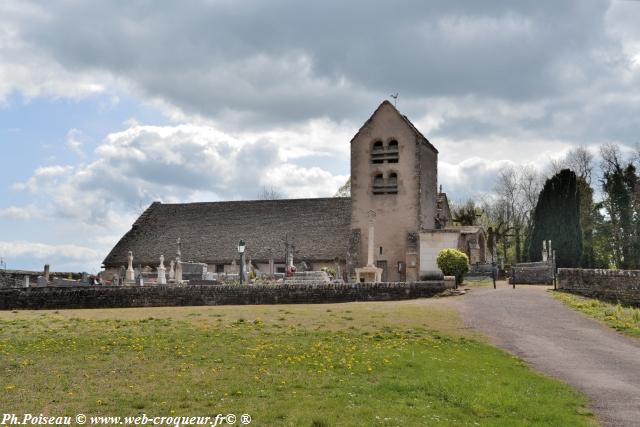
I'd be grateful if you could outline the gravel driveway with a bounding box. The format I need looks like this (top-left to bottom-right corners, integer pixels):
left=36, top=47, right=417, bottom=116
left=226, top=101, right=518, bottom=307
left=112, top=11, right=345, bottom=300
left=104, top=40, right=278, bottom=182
left=450, top=284, right=640, bottom=427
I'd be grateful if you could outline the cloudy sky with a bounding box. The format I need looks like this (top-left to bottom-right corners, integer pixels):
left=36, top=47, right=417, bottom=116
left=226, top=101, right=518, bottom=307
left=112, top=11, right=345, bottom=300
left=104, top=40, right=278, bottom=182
left=1, top=0, right=640, bottom=272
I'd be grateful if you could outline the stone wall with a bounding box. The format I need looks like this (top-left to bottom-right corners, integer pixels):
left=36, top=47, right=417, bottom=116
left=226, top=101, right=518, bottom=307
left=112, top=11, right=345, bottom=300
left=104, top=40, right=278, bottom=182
left=509, top=261, right=554, bottom=285
left=0, top=281, right=452, bottom=310
left=557, top=269, right=640, bottom=307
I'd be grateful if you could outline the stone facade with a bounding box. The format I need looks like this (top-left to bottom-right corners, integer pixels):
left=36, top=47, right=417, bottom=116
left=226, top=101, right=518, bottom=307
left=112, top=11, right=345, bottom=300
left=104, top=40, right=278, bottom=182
left=350, top=101, right=438, bottom=282
left=419, top=230, right=460, bottom=273
left=0, top=281, right=453, bottom=310
left=558, top=268, right=640, bottom=307
left=103, top=100, right=486, bottom=282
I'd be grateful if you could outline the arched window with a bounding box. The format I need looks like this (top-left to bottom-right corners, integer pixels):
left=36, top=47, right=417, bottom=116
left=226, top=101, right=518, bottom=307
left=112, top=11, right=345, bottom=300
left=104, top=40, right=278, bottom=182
left=372, top=173, right=385, bottom=194
left=370, top=139, right=399, bottom=164
left=371, top=141, right=384, bottom=164
left=372, top=172, right=398, bottom=195
left=387, top=140, right=399, bottom=163
left=387, top=172, right=398, bottom=193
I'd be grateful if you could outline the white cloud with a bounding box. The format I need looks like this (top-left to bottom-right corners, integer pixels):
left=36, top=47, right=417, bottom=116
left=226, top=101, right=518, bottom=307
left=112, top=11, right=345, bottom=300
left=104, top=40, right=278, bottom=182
left=66, top=128, right=85, bottom=156
left=0, top=240, right=102, bottom=272
left=0, top=206, right=37, bottom=220
left=12, top=122, right=348, bottom=230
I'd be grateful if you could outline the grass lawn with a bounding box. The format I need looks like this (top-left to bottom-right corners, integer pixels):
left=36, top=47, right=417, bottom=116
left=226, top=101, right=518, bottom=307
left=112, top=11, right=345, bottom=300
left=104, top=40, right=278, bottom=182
left=553, top=291, right=640, bottom=338
left=0, top=300, right=594, bottom=426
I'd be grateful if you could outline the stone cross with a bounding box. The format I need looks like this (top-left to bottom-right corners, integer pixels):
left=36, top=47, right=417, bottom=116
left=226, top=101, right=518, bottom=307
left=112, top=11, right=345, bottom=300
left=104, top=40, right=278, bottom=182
left=175, top=238, right=183, bottom=281
left=126, top=251, right=135, bottom=282
left=157, top=255, right=167, bottom=285
left=367, top=210, right=376, bottom=267
left=169, top=260, right=175, bottom=280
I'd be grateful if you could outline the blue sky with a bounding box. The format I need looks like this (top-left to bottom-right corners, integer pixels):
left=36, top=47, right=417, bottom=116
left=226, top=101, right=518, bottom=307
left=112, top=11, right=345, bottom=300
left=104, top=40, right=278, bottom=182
left=1, top=0, right=640, bottom=272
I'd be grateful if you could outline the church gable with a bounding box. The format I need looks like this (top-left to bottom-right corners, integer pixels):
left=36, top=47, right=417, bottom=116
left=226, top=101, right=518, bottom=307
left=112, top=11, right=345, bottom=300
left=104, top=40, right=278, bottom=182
left=350, top=100, right=438, bottom=153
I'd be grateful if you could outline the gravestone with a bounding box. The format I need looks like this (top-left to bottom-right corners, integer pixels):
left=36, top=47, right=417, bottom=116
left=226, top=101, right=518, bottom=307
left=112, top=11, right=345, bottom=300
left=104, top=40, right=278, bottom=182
left=126, top=251, right=135, bottom=282
left=157, top=255, right=167, bottom=285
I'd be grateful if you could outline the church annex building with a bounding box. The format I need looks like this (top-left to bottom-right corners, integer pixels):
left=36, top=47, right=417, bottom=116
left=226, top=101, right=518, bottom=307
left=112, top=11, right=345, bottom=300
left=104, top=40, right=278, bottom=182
left=103, top=101, right=487, bottom=282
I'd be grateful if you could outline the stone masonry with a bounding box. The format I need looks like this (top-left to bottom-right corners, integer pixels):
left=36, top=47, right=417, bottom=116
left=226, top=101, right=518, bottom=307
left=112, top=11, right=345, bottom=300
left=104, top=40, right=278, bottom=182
left=558, top=268, right=640, bottom=307
left=0, top=280, right=453, bottom=310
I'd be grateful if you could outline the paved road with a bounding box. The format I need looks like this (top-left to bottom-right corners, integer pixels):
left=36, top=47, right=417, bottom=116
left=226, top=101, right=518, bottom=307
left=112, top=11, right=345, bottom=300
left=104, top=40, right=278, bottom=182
left=450, top=284, right=640, bottom=427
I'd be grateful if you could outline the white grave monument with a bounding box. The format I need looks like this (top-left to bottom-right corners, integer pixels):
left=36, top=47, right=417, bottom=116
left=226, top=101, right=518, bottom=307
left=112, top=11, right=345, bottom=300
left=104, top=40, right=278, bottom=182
left=175, top=238, right=183, bottom=281
left=157, top=255, right=167, bottom=285
left=169, top=260, right=175, bottom=280
left=355, top=210, right=383, bottom=282
left=126, top=251, right=136, bottom=283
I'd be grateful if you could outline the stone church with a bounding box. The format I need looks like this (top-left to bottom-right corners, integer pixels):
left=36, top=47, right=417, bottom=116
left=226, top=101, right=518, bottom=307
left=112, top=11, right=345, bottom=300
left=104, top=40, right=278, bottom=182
left=103, top=101, right=487, bottom=282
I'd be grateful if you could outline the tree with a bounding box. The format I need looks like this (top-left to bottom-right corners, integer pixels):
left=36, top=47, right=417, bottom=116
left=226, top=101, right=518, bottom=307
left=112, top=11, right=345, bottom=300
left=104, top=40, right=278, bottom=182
left=548, top=146, right=594, bottom=185
left=528, top=169, right=583, bottom=268
left=577, top=177, right=596, bottom=268
left=491, top=166, right=540, bottom=263
left=452, top=200, right=481, bottom=226
left=257, top=186, right=284, bottom=200
left=334, top=177, right=351, bottom=197
left=599, top=144, right=637, bottom=268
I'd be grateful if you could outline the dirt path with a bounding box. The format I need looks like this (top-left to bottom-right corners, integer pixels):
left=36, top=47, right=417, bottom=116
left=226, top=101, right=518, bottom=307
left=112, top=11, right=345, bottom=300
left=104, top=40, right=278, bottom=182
left=448, top=284, right=640, bottom=427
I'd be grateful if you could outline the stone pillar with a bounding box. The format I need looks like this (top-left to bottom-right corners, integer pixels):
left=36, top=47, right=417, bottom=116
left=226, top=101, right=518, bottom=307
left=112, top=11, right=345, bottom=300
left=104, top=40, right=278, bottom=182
left=43, top=264, right=50, bottom=283
left=542, top=241, right=548, bottom=262
left=367, top=210, right=376, bottom=267
left=126, top=251, right=135, bottom=282
left=175, top=260, right=182, bottom=282
left=157, top=255, right=167, bottom=285
left=24, top=275, right=30, bottom=288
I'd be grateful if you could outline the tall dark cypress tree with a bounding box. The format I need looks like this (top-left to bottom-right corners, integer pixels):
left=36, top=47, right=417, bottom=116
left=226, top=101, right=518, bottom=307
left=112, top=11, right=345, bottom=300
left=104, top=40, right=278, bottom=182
left=528, top=169, right=583, bottom=267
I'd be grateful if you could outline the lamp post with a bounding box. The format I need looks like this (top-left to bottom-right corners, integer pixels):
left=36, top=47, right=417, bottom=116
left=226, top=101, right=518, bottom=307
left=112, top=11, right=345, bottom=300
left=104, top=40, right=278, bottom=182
left=238, top=240, right=246, bottom=284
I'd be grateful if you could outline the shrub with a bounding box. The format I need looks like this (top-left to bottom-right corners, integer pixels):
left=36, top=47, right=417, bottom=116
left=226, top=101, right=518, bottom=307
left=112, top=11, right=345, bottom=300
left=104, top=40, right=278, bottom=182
left=321, top=267, right=337, bottom=278
left=436, top=248, right=469, bottom=285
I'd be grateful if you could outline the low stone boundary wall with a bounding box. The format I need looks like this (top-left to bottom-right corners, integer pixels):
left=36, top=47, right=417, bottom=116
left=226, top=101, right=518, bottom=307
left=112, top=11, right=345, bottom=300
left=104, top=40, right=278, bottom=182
left=0, top=281, right=451, bottom=310
left=557, top=269, right=640, bottom=307
left=509, top=261, right=554, bottom=285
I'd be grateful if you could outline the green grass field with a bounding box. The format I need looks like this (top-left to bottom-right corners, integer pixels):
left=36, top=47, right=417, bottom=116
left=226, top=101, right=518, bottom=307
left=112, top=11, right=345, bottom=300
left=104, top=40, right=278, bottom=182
left=0, top=300, right=594, bottom=426
left=553, top=291, right=640, bottom=338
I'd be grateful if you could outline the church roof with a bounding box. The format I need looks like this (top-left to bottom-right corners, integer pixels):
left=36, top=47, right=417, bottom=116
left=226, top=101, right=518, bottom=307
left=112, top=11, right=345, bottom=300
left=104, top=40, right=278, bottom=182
left=103, top=197, right=352, bottom=268
left=350, top=100, right=438, bottom=153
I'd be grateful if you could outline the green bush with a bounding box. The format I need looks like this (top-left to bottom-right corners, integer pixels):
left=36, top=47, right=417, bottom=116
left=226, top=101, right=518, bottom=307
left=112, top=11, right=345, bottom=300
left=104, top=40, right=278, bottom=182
left=436, top=248, right=469, bottom=285
left=321, top=267, right=337, bottom=278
